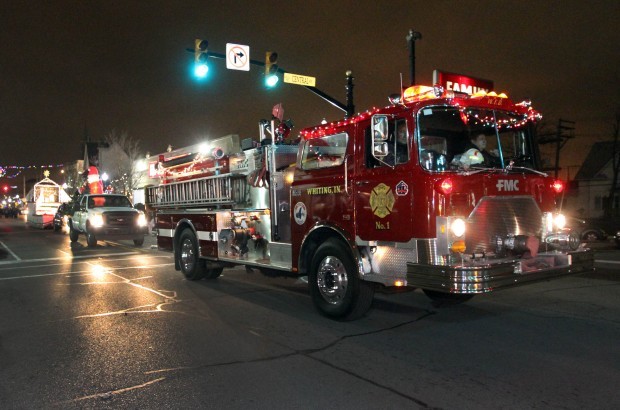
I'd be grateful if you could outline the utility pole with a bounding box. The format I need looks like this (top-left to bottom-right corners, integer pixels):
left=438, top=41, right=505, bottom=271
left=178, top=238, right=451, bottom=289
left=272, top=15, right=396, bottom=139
left=538, top=118, right=575, bottom=178
left=555, top=119, right=575, bottom=178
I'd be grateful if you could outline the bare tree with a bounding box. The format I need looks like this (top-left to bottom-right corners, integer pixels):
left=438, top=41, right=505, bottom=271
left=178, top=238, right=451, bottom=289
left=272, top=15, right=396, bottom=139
left=605, top=113, right=620, bottom=217
left=100, top=130, right=142, bottom=199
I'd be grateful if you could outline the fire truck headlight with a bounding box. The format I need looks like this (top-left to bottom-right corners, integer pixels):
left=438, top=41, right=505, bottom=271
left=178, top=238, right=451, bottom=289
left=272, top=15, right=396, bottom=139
left=136, top=213, right=147, bottom=227
left=89, top=214, right=104, bottom=228
left=450, top=218, right=466, bottom=238
left=553, top=213, right=567, bottom=230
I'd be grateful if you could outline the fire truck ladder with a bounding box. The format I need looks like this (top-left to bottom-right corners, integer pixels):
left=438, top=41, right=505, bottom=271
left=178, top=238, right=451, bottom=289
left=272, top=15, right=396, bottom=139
left=146, top=174, right=241, bottom=208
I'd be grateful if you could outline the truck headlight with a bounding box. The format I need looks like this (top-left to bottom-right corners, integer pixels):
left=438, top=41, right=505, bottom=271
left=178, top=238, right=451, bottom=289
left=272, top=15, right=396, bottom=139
left=553, top=213, right=566, bottom=230
left=543, top=212, right=566, bottom=233
left=137, top=213, right=147, bottom=227
left=450, top=218, right=466, bottom=238
left=89, top=214, right=104, bottom=228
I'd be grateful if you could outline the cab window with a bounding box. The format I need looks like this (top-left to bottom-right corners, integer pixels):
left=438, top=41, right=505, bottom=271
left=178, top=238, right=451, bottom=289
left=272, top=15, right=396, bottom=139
left=417, top=106, right=536, bottom=170
left=300, top=132, right=348, bottom=170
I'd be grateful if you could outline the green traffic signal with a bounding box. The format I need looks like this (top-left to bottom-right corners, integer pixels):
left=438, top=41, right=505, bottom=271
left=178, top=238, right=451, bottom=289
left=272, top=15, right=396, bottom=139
left=194, top=39, right=209, bottom=78
left=195, top=63, right=208, bottom=78
left=266, top=74, right=279, bottom=87
left=265, top=51, right=279, bottom=87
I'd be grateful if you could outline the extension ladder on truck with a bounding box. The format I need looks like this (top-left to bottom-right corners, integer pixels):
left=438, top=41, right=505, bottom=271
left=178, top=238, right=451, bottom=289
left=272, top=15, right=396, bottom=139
left=146, top=173, right=247, bottom=208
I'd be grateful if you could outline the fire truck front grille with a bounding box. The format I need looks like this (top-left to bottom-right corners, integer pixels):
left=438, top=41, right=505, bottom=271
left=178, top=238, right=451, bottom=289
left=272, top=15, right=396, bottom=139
left=466, top=196, right=542, bottom=254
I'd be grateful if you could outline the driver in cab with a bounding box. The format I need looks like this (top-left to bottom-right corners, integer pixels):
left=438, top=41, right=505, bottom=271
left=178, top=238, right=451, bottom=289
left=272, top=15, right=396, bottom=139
left=456, top=133, right=500, bottom=168
left=384, top=121, right=409, bottom=166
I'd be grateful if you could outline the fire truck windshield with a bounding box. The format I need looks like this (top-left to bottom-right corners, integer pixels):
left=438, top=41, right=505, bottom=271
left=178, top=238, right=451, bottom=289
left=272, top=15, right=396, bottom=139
left=417, top=106, right=537, bottom=172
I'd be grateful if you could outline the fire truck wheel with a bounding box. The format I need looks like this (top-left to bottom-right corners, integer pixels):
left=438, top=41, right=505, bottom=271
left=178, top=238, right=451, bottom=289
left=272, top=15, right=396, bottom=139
left=204, top=265, right=223, bottom=279
left=422, top=289, right=474, bottom=305
left=309, top=239, right=374, bottom=321
left=69, top=222, right=79, bottom=242
left=178, top=229, right=206, bottom=280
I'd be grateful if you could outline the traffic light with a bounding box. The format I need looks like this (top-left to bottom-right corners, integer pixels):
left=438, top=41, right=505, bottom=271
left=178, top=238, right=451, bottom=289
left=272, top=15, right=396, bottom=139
left=265, top=51, right=279, bottom=87
left=194, top=39, right=209, bottom=78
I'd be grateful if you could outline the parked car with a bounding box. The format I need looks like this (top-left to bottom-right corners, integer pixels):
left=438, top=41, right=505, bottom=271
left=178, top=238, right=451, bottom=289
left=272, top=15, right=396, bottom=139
left=564, top=216, right=609, bottom=242
left=614, top=230, right=620, bottom=248
left=1, top=204, right=19, bottom=218
left=53, top=202, right=74, bottom=232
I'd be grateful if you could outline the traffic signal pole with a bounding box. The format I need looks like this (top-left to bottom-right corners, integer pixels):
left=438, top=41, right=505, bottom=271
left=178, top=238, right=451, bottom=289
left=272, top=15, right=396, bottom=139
left=406, top=29, right=422, bottom=86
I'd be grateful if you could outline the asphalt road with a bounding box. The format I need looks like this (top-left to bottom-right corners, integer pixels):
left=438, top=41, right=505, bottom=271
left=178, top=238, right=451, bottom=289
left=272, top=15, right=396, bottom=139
left=0, top=216, right=619, bottom=409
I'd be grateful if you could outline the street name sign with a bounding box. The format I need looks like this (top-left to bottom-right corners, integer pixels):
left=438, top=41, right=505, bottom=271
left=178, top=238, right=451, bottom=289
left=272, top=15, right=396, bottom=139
left=283, top=72, right=316, bottom=87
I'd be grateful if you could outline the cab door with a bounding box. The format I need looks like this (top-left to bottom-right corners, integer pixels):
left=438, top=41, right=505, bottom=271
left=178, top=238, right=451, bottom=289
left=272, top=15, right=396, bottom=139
left=353, top=115, right=414, bottom=243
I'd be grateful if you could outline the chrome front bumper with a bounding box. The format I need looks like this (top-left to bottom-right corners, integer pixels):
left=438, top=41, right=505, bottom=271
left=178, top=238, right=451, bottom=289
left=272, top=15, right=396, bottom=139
left=406, top=248, right=594, bottom=293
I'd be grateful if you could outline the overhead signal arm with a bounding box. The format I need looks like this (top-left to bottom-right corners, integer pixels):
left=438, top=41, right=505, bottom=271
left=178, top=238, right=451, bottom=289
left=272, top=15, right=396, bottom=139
left=186, top=47, right=353, bottom=117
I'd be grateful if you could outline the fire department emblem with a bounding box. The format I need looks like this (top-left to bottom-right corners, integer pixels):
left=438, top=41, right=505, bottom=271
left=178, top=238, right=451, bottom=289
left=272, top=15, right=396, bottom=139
left=395, top=180, right=408, bottom=196
left=370, top=183, right=395, bottom=218
left=294, top=202, right=307, bottom=225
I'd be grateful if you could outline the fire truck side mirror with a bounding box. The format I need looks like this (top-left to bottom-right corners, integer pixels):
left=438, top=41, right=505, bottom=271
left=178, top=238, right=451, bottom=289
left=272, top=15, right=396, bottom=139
left=373, top=142, right=389, bottom=158
left=372, top=115, right=389, bottom=141
left=372, top=115, right=389, bottom=159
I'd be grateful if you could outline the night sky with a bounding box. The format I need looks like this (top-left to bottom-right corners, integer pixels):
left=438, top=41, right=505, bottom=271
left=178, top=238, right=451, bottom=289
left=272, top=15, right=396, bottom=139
left=1, top=0, right=618, bottom=179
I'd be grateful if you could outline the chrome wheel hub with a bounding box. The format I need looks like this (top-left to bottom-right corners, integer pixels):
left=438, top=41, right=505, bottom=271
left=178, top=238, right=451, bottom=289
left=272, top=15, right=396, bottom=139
left=316, top=256, right=348, bottom=304
left=180, top=238, right=195, bottom=272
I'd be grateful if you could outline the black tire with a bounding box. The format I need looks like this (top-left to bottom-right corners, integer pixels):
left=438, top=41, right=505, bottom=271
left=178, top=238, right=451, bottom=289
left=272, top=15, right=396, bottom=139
left=581, top=230, right=602, bottom=242
left=204, top=265, right=223, bottom=279
left=69, top=221, right=79, bottom=242
left=309, top=238, right=374, bottom=320
left=423, top=289, right=474, bottom=305
left=178, top=229, right=206, bottom=280
left=86, top=224, right=97, bottom=248
left=133, top=237, right=144, bottom=247
left=86, top=230, right=97, bottom=247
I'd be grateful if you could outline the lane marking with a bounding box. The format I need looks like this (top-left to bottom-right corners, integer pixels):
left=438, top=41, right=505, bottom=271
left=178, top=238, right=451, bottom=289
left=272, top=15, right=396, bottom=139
left=0, top=262, right=174, bottom=281
left=0, top=254, right=172, bottom=272
left=57, top=377, right=166, bottom=404
left=0, top=251, right=140, bottom=266
left=595, top=259, right=620, bottom=265
left=0, top=240, right=21, bottom=261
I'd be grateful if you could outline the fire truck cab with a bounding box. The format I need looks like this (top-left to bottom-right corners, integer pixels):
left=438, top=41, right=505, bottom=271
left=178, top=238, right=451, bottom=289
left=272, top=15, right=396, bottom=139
left=149, top=84, right=593, bottom=320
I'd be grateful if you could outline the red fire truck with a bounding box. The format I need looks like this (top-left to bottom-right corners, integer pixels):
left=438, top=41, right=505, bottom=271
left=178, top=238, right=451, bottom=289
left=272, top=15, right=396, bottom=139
left=147, top=83, right=594, bottom=320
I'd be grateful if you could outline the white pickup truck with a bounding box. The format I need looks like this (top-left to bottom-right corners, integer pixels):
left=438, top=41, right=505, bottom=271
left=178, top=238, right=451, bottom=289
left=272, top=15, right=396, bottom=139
left=68, top=194, right=148, bottom=247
